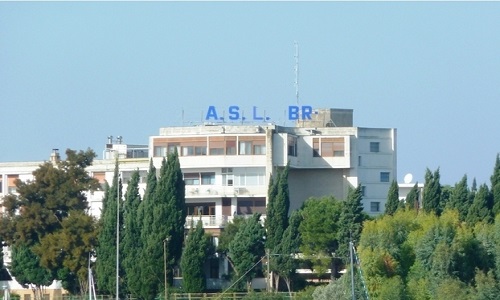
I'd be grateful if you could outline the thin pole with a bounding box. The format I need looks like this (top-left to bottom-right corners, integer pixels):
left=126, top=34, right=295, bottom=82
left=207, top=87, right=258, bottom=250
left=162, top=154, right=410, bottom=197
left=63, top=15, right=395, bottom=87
left=350, top=241, right=355, bottom=300
left=116, top=155, right=120, bottom=300
left=164, top=239, right=167, bottom=300
left=266, top=249, right=270, bottom=292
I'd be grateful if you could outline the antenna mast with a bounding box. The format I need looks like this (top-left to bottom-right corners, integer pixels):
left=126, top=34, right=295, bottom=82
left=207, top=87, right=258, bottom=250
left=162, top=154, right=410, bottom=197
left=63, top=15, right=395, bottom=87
left=294, top=41, right=299, bottom=105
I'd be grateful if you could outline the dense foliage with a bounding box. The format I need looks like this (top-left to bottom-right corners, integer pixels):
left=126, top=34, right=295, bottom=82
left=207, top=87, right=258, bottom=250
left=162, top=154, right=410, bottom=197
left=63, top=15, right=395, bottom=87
left=1, top=149, right=99, bottom=296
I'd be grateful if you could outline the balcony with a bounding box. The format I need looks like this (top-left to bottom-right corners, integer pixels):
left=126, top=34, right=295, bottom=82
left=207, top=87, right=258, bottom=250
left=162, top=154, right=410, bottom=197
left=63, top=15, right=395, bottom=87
left=185, top=215, right=229, bottom=228
left=185, top=186, right=267, bottom=198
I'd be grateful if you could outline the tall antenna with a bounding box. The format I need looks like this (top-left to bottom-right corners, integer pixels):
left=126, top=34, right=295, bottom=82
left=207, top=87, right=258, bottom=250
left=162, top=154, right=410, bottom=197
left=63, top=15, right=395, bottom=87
left=294, top=41, right=299, bottom=105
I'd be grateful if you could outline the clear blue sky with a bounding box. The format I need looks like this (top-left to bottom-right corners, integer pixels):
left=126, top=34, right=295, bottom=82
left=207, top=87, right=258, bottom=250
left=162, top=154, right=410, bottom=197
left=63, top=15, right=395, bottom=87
left=1, top=2, right=499, bottom=186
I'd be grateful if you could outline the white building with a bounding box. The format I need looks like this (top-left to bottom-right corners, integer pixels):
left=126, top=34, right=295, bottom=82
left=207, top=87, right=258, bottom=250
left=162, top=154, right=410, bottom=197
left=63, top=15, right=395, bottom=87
left=0, top=108, right=397, bottom=290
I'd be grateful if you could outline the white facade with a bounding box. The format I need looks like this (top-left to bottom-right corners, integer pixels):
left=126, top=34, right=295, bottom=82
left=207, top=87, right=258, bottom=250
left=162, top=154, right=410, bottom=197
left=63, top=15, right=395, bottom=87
left=0, top=109, right=397, bottom=221
left=0, top=108, right=397, bottom=290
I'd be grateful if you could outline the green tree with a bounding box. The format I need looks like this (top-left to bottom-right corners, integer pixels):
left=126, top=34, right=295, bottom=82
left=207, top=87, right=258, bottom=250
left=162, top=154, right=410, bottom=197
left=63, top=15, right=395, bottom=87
left=466, top=184, right=493, bottom=225
left=274, top=210, right=302, bottom=293
left=491, top=154, right=500, bottom=215
left=337, top=185, right=367, bottom=268
left=385, top=180, right=400, bottom=216
left=423, top=168, right=442, bottom=215
left=266, top=165, right=290, bottom=243
left=11, top=244, right=53, bottom=300
left=217, top=216, right=246, bottom=274
left=405, top=182, right=420, bottom=210
left=299, top=196, right=342, bottom=277
left=137, top=159, right=157, bottom=299
left=473, top=269, right=500, bottom=300
left=121, top=170, right=142, bottom=297
left=447, top=175, right=470, bottom=221
left=95, top=159, right=124, bottom=296
left=181, top=220, right=211, bottom=292
left=141, top=151, right=186, bottom=299
left=228, top=213, right=266, bottom=290
left=265, top=164, right=290, bottom=290
left=0, top=149, right=99, bottom=295
left=34, top=211, right=97, bottom=294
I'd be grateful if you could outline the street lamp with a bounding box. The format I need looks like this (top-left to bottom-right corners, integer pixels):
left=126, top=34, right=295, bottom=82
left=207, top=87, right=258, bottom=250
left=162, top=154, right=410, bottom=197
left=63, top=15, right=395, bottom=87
left=115, top=152, right=120, bottom=300
left=164, top=236, right=171, bottom=300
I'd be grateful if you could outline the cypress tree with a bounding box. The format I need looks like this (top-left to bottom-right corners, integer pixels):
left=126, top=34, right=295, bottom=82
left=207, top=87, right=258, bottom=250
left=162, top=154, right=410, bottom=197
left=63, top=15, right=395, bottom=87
left=229, top=213, right=266, bottom=290
left=138, top=159, right=159, bottom=299
left=274, top=210, right=302, bottom=293
left=141, top=150, right=186, bottom=299
left=423, top=168, right=442, bottom=215
left=337, top=185, right=366, bottom=270
left=385, top=180, right=400, bottom=215
left=265, top=169, right=280, bottom=251
left=406, top=183, right=420, bottom=210
left=447, top=175, right=470, bottom=221
left=466, top=184, right=493, bottom=225
left=95, top=160, right=123, bottom=296
left=491, top=154, right=500, bottom=215
left=181, top=220, right=210, bottom=293
left=122, top=170, right=142, bottom=297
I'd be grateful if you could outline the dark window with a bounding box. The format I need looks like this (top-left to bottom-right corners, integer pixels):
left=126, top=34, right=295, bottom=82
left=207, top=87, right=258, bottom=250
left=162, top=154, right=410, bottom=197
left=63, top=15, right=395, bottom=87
left=380, top=172, right=390, bottom=182
left=370, top=142, right=380, bottom=153
left=370, top=202, right=380, bottom=212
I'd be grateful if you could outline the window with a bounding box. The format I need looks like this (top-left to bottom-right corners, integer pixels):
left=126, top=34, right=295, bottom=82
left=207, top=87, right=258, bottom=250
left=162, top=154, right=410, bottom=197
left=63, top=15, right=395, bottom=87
left=361, top=186, right=366, bottom=196
left=209, top=139, right=225, bottom=155
left=201, top=173, right=215, bottom=185
left=186, top=202, right=215, bottom=215
left=313, top=138, right=320, bottom=157
left=226, top=140, right=237, bottom=155
left=184, top=173, right=200, bottom=185
left=0, top=179, right=3, bottom=193
left=370, top=202, right=380, bottom=212
left=358, top=156, right=362, bottom=166
left=288, top=136, right=297, bottom=157
left=239, top=141, right=252, bottom=155
left=237, top=197, right=266, bottom=215
left=168, top=143, right=179, bottom=154
left=370, top=142, right=380, bottom=153
left=380, top=172, right=390, bottom=182
left=154, top=146, right=167, bottom=157
left=222, top=168, right=233, bottom=186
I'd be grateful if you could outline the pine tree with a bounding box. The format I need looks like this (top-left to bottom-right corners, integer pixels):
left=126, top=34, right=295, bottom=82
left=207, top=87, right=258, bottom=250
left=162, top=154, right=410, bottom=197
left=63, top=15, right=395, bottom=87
left=121, top=170, right=142, bottom=297
left=423, top=168, right=442, bottom=215
left=385, top=180, right=400, bottom=215
left=95, top=160, right=124, bottom=296
left=466, top=184, right=493, bottom=225
left=447, top=175, right=470, bottom=221
left=181, top=220, right=210, bottom=293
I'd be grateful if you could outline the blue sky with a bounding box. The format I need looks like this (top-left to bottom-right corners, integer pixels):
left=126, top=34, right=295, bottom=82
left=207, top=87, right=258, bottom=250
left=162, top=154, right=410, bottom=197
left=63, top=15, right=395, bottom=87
left=1, top=2, right=499, bottom=186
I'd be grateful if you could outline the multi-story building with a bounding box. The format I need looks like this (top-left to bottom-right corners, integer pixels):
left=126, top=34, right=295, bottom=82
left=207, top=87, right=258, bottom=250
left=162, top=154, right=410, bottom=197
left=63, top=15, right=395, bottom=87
left=0, top=108, right=397, bottom=291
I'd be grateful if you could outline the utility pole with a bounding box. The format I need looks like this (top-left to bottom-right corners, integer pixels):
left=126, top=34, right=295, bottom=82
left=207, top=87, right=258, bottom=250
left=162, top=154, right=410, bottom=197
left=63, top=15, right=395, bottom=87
left=266, top=249, right=270, bottom=292
left=164, top=237, right=170, bottom=300
left=350, top=241, right=355, bottom=300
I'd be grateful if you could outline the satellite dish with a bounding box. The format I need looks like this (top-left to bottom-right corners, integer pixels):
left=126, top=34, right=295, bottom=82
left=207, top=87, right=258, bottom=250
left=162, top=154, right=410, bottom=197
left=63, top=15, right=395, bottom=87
left=404, top=173, right=413, bottom=184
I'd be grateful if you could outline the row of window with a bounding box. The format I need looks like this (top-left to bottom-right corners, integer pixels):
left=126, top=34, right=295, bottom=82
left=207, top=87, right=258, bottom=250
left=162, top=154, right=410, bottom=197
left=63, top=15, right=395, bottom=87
left=186, top=197, right=266, bottom=216
left=153, top=136, right=266, bottom=157
left=184, top=172, right=266, bottom=186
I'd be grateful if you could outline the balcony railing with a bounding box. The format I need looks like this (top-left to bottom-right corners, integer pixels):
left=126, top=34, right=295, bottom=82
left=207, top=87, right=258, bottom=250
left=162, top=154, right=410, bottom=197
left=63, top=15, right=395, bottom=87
left=185, top=186, right=266, bottom=197
left=185, top=215, right=229, bottom=228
